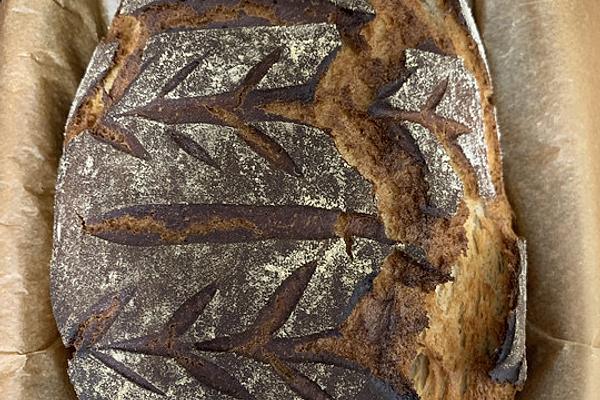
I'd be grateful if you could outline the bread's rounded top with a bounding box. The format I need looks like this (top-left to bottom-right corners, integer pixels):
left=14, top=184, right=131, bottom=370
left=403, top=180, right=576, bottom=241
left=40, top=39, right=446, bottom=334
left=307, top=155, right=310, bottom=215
left=52, top=1, right=524, bottom=399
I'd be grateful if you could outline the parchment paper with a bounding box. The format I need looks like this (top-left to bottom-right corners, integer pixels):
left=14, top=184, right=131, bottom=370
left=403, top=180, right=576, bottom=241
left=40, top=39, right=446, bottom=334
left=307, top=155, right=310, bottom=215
left=0, top=0, right=598, bottom=399
left=0, top=1, right=115, bottom=398
left=476, top=1, right=600, bottom=398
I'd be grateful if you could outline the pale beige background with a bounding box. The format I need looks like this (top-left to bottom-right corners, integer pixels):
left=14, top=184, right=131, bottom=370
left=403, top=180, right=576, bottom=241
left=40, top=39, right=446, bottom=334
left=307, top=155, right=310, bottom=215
left=476, top=1, right=600, bottom=398
left=0, top=1, right=598, bottom=399
left=0, top=1, right=112, bottom=399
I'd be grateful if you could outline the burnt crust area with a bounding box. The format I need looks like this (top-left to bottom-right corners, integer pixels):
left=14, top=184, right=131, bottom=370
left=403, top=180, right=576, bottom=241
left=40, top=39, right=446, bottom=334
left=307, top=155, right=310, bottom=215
left=55, top=0, right=520, bottom=399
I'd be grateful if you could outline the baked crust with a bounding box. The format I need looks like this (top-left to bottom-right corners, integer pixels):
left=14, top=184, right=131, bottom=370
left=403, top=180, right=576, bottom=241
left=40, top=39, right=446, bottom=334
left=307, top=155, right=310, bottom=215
left=51, top=1, right=525, bottom=399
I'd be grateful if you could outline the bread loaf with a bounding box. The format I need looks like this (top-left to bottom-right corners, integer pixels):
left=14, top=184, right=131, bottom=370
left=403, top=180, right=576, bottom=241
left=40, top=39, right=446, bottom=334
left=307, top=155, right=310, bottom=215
left=51, top=1, right=527, bottom=399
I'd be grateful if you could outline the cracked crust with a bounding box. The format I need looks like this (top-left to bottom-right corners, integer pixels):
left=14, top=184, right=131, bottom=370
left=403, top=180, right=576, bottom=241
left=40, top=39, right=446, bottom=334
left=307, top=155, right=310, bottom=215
left=52, top=1, right=525, bottom=399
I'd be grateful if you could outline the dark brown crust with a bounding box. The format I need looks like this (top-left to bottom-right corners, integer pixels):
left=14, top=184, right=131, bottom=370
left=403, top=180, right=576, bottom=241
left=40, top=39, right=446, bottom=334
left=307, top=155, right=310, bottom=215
left=84, top=204, right=392, bottom=246
left=66, top=0, right=373, bottom=150
left=89, top=350, right=166, bottom=396
left=58, top=2, right=464, bottom=397
left=91, top=119, right=151, bottom=160
left=103, top=283, right=257, bottom=399
left=103, top=263, right=415, bottom=398
left=67, top=287, right=134, bottom=350
left=175, top=354, right=256, bottom=400
left=53, top=1, right=520, bottom=399
left=168, top=128, right=221, bottom=169
left=115, top=43, right=340, bottom=174
left=370, top=78, right=470, bottom=140
left=128, top=0, right=374, bottom=47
